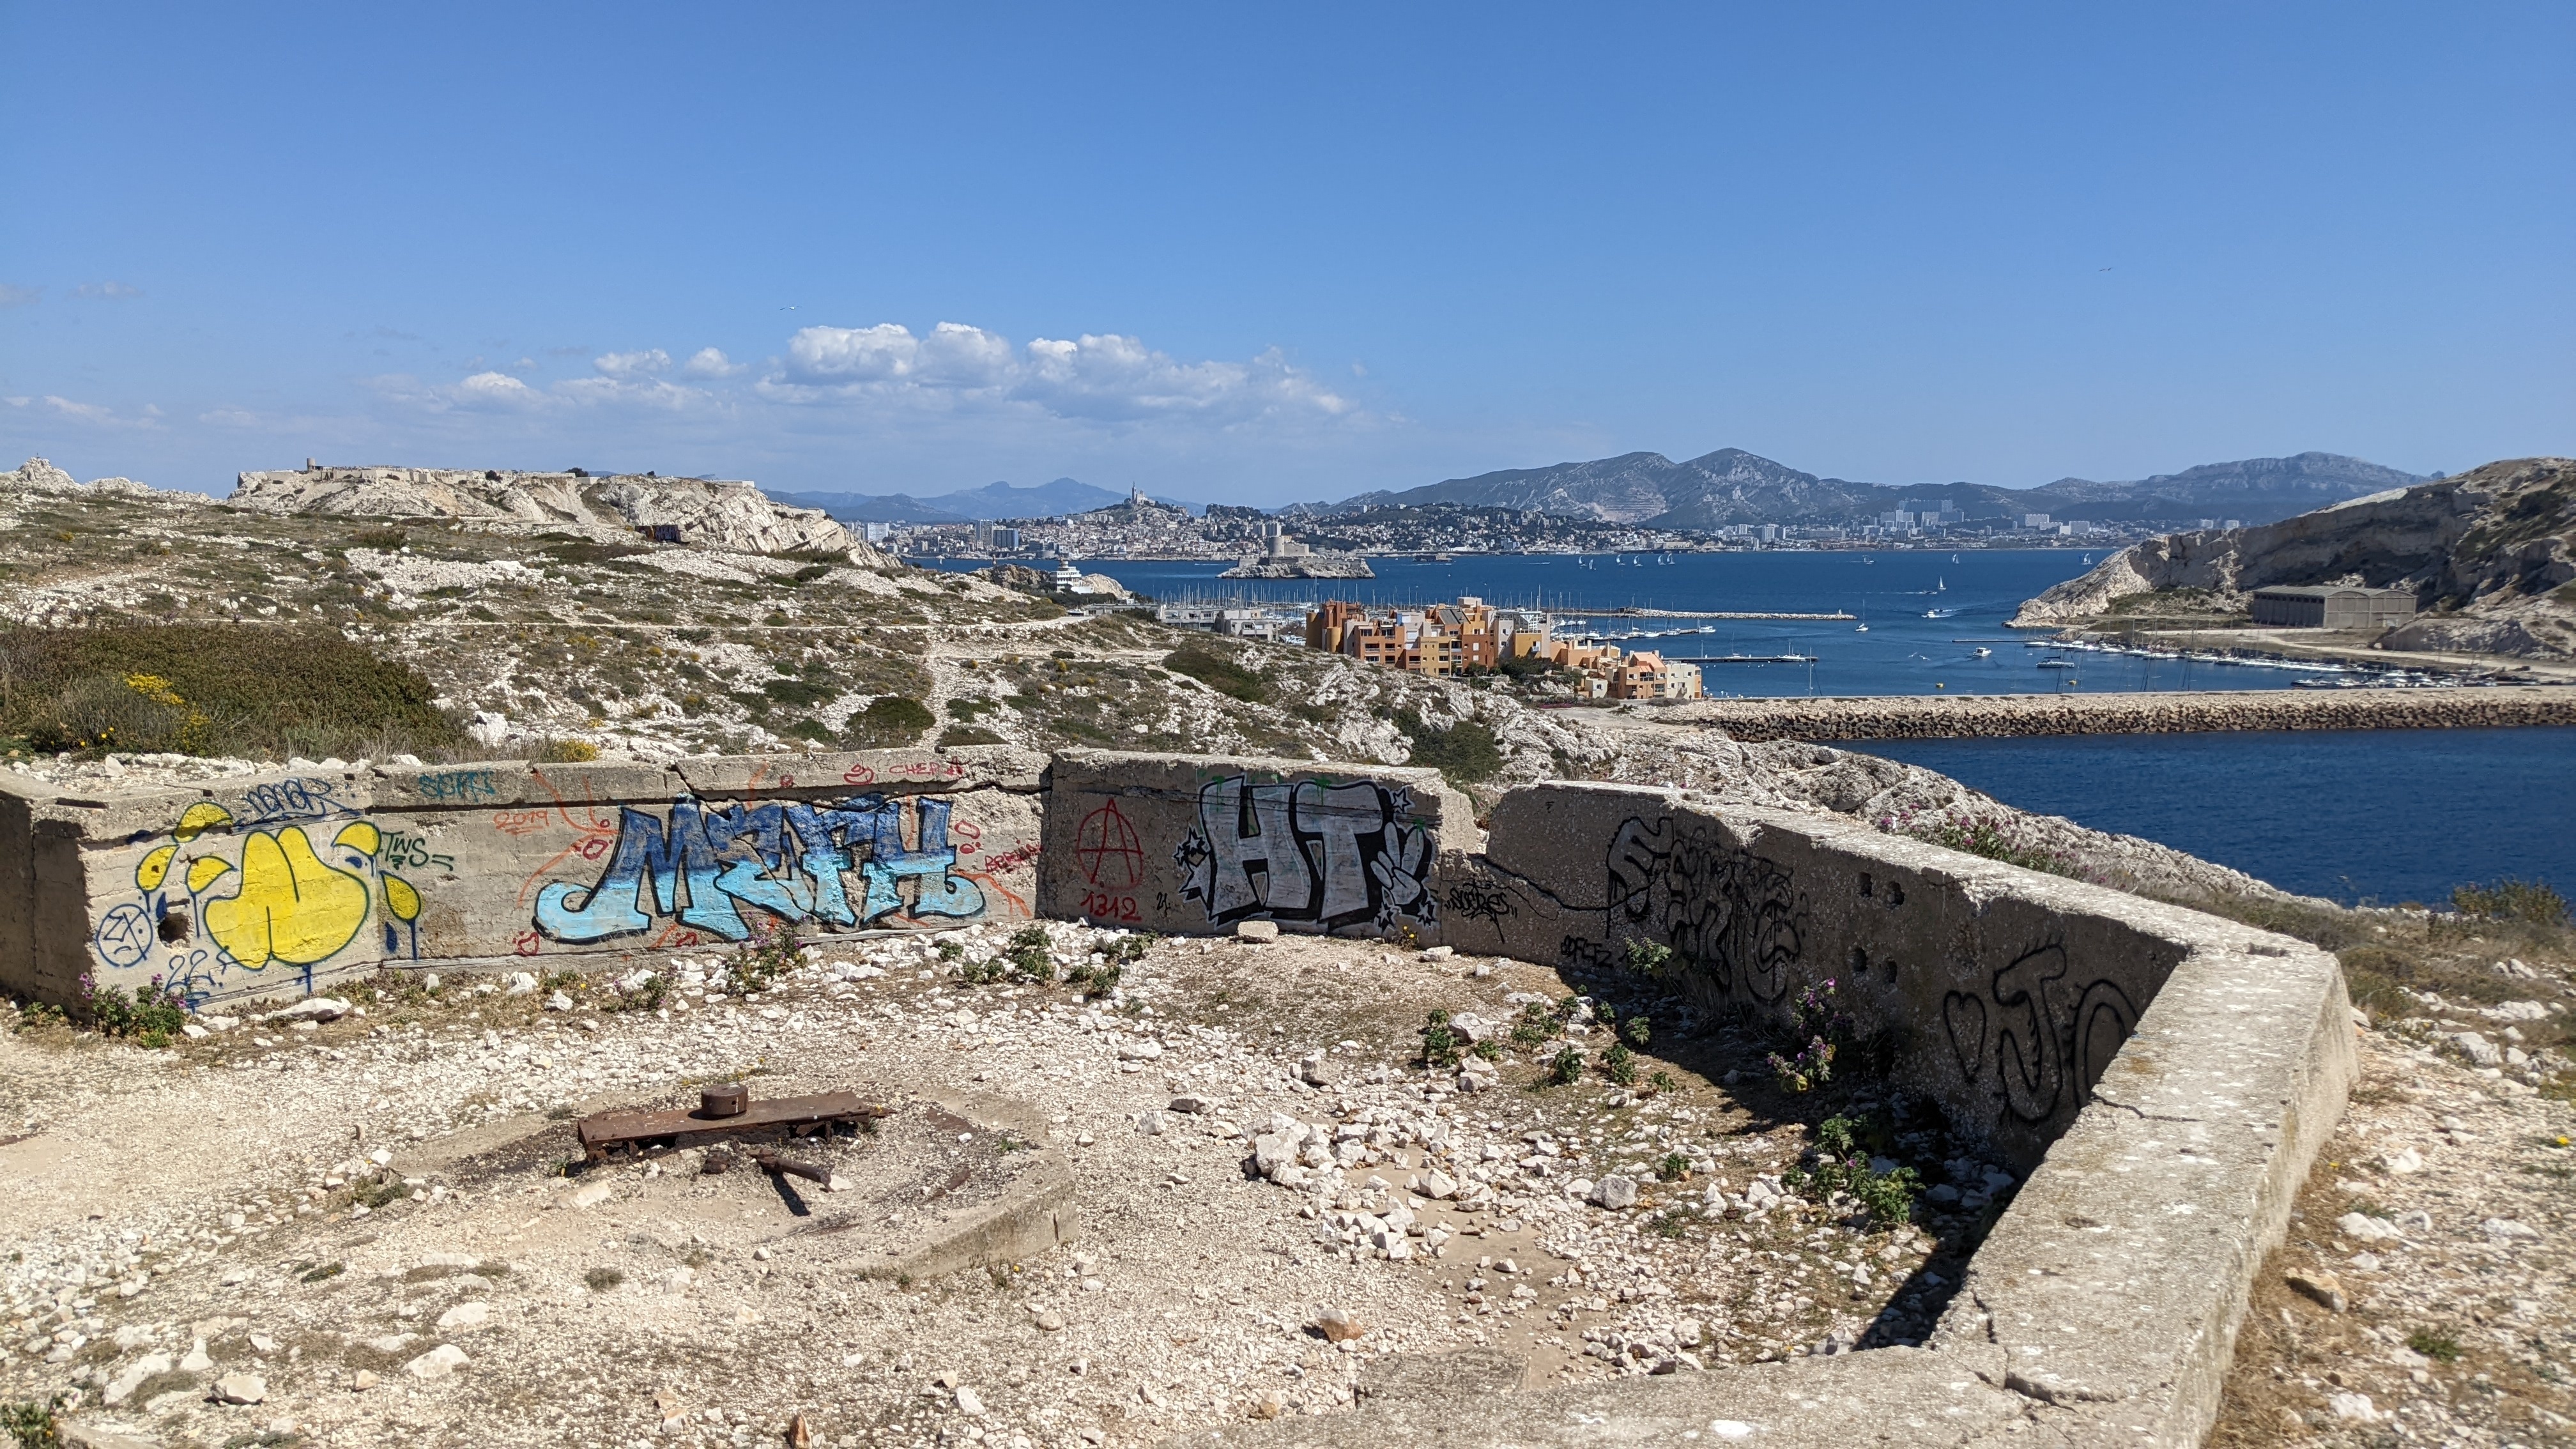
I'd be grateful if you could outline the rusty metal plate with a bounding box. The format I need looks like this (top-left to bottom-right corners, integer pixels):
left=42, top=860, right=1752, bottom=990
left=576, top=1090, right=885, bottom=1160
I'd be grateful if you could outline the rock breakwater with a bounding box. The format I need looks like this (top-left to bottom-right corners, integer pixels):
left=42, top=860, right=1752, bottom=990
left=1670, top=687, right=2576, bottom=742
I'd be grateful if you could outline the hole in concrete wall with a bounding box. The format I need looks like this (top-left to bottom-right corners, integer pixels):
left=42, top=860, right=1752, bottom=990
left=1859, top=873, right=1873, bottom=898
left=1886, top=881, right=1905, bottom=907
left=1848, top=946, right=1868, bottom=976
left=157, top=905, right=192, bottom=944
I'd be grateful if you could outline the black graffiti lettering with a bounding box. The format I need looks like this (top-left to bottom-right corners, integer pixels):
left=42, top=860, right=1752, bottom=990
left=1443, top=880, right=1518, bottom=923
left=1558, top=934, right=1618, bottom=972
left=1604, top=815, right=1805, bottom=1004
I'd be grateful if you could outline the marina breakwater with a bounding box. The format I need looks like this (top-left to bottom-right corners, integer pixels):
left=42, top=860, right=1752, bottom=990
left=1669, top=686, right=2576, bottom=741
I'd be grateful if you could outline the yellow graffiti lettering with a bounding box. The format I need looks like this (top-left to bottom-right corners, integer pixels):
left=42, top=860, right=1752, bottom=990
left=186, top=856, right=234, bottom=894
left=334, top=821, right=383, bottom=858
left=383, top=873, right=422, bottom=923
left=174, top=802, right=234, bottom=842
left=135, top=845, right=178, bottom=892
left=201, top=827, right=371, bottom=970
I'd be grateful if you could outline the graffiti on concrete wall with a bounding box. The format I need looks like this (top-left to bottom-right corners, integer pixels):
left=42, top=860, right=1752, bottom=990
left=532, top=792, right=987, bottom=945
left=91, top=788, right=433, bottom=1002
left=1941, top=944, right=2140, bottom=1126
left=1603, top=815, right=1805, bottom=1003
left=1173, top=776, right=1436, bottom=931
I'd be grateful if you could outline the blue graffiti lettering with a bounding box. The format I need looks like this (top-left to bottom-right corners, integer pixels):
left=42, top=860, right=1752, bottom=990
left=533, top=794, right=983, bottom=944
left=415, top=769, right=501, bottom=802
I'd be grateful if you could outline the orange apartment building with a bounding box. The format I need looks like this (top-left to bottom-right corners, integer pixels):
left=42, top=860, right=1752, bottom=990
left=1301, top=597, right=1696, bottom=698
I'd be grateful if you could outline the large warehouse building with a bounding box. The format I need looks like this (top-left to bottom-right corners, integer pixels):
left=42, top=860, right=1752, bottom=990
left=2248, top=584, right=2418, bottom=629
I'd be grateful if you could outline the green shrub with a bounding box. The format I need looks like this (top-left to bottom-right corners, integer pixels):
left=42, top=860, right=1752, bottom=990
left=0, top=624, right=463, bottom=761
left=1767, top=979, right=1853, bottom=1093
left=2407, top=1327, right=2462, bottom=1363
left=1420, top=1009, right=1463, bottom=1070
left=762, top=678, right=836, bottom=709
left=1393, top=710, right=1504, bottom=787
left=1005, top=926, right=1055, bottom=983
left=1601, top=1041, right=1639, bottom=1085
left=2451, top=877, right=2569, bottom=927
left=1162, top=648, right=1267, bottom=703
left=725, top=921, right=804, bottom=992
left=3, top=1395, right=63, bottom=1448
left=844, top=696, right=935, bottom=746
left=1545, top=1045, right=1584, bottom=1086
left=1782, top=1114, right=1920, bottom=1225
left=1623, top=938, right=1675, bottom=979
left=80, top=972, right=187, bottom=1046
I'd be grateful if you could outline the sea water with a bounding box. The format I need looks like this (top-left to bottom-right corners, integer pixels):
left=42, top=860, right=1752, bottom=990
left=1853, top=728, right=2576, bottom=905
left=962, top=549, right=2335, bottom=698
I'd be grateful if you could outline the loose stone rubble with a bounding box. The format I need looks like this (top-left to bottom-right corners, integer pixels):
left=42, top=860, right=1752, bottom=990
left=1, top=928, right=2043, bottom=1448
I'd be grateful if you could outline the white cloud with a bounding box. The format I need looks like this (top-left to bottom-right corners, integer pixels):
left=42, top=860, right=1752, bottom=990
left=555, top=375, right=701, bottom=411
left=0, top=284, right=40, bottom=308
left=768, top=321, right=1353, bottom=425
left=370, top=366, right=709, bottom=417
left=453, top=371, right=552, bottom=410
left=72, top=281, right=143, bottom=301
left=682, top=347, right=746, bottom=378
left=594, top=348, right=671, bottom=378
left=24, top=394, right=160, bottom=429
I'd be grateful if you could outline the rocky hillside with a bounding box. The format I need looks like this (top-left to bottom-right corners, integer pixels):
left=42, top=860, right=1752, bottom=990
left=231, top=464, right=880, bottom=559
left=2012, top=456, right=2576, bottom=658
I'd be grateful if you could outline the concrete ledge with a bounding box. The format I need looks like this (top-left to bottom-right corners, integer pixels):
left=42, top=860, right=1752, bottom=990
left=1203, top=1342, right=2034, bottom=1446
left=864, top=1092, right=1077, bottom=1284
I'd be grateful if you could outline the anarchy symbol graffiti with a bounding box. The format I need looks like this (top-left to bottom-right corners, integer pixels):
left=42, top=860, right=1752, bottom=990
left=1077, top=800, right=1145, bottom=889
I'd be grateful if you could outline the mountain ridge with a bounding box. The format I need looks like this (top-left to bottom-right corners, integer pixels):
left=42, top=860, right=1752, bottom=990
left=1322, top=448, right=2425, bottom=529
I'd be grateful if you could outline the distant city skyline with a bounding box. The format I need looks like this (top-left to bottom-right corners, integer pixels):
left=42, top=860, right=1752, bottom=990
left=3, top=3, right=2568, bottom=503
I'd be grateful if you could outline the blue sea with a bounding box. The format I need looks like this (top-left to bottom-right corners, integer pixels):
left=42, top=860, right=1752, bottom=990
left=1853, top=729, right=2576, bottom=905
left=934, top=549, right=2329, bottom=698
left=914, top=549, right=2575, bottom=903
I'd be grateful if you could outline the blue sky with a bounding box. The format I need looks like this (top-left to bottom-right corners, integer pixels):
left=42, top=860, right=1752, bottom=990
left=3, top=2, right=2568, bottom=504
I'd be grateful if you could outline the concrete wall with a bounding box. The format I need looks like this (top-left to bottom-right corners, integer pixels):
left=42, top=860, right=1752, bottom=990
left=1444, top=782, right=2216, bottom=1169
left=1036, top=749, right=1473, bottom=942
left=1, top=747, right=2355, bottom=1443
left=0, top=747, right=1044, bottom=1009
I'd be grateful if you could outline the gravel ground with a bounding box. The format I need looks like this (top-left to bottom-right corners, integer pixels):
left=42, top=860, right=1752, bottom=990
left=2209, top=1018, right=2576, bottom=1446
left=1, top=928, right=2027, bottom=1449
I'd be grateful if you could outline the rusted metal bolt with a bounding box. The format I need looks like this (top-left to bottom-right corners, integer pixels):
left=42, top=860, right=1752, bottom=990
left=701, top=1084, right=749, bottom=1118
